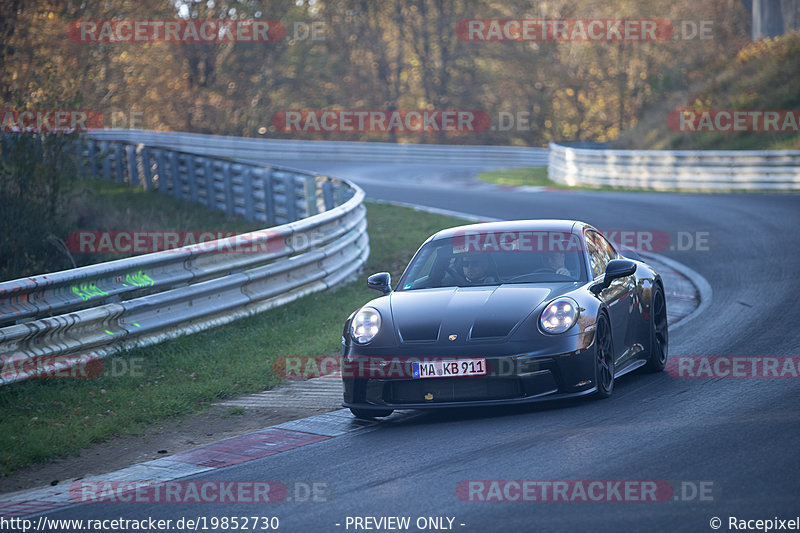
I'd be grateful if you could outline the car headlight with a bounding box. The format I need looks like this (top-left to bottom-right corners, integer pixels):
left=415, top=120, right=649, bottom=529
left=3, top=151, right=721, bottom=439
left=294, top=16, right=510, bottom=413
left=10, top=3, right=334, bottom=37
left=351, top=307, right=381, bottom=344
left=540, top=297, right=579, bottom=334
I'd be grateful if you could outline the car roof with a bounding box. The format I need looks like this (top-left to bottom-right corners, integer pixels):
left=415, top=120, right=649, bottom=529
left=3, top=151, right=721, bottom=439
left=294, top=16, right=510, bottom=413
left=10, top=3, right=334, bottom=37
left=429, top=219, right=593, bottom=242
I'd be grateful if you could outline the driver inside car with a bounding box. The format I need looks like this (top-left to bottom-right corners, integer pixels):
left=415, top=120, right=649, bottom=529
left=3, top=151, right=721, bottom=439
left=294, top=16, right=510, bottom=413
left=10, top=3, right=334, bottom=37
left=461, top=253, right=498, bottom=285
left=544, top=251, right=572, bottom=277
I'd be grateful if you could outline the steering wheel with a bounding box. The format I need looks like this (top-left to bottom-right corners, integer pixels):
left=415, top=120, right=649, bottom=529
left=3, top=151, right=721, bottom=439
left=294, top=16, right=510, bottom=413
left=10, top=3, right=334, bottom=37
left=507, top=272, right=541, bottom=282
left=446, top=265, right=469, bottom=285
left=507, top=268, right=571, bottom=283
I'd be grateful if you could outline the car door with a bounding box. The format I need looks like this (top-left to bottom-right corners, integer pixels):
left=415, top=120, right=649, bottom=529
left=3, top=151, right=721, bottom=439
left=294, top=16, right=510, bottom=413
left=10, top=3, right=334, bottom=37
left=585, top=230, right=633, bottom=364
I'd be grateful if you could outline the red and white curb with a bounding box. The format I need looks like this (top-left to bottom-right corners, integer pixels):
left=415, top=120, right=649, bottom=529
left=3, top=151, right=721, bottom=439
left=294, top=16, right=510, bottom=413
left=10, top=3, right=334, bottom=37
left=218, top=373, right=343, bottom=409
left=0, top=408, right=375, bottom=518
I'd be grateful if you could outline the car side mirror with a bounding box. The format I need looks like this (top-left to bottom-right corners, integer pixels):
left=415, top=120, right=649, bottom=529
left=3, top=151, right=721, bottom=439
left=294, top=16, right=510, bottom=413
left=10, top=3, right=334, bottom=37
left=591, top=259, right=636, bottom=294
left=367, top=272, right=392, bottom=294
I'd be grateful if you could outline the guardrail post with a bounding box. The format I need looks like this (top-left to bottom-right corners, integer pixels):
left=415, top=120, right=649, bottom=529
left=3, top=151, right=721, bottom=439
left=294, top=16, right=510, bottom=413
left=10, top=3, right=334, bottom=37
left=334, top=183, right=345, bottom=206
left=74, top=138, right=86, bottom=177
left=114, top=143, right=125, bottom=182
left=170, top=151, right=182, bottom=200
left=126, top=144, right=138, bottom=187
left=140, top=147, right=152, bottom=191
left=186, top=154, right=198, bottom=203
left=305, top=176, right=319, bottom=217
left=101, top=141, right=111, bottom=181
left=243, top=168, right=255, bottom=220
left=283, top=173, right=297, bottom=222
left=322, top=180, right=334, bottom=210
left=223, top=162, right=234, bottom=217
left=203, top=158, right=215, bottom=210
left=263, top=169, right=275, bottom=226
left=87, top=139, right=98, bottom=177
left=155, top=149, right=167, bottom=193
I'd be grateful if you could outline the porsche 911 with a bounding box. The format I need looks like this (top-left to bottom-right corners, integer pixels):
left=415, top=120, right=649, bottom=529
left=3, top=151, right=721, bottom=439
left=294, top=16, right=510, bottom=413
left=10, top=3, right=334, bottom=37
left=341, top=219, right=668, bottom=419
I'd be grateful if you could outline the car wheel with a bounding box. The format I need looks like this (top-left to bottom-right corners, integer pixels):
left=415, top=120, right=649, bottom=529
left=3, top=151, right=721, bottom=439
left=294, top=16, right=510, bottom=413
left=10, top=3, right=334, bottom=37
left=349, top=407, right=393, bottom=419
left=643, top=284, right=669, bottom=372
left=593, top=313, right=615, bottom=399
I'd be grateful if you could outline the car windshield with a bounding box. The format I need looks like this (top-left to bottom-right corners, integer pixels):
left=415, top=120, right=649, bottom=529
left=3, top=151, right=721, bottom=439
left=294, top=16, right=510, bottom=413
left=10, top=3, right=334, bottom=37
left=397, top=231, right=587, bottom=290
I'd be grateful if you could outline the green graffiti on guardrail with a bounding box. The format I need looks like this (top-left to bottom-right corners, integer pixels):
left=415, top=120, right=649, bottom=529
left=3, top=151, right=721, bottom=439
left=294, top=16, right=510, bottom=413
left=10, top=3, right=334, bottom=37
left=72, top=282, right=108, bottom=301
left=122, top=270, right=154, bottom=288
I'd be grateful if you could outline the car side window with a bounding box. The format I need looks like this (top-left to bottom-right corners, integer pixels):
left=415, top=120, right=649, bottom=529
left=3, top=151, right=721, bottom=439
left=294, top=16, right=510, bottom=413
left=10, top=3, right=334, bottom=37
left=595, top=232, right=618, bottom=265
left=401, top=246, right=439, bottom=289
left=585, top=231, right=608, bottom=279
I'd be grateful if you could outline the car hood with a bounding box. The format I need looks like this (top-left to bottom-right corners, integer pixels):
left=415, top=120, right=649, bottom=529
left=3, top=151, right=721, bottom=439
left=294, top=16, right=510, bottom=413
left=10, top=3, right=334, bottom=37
left=389, top=285, right=564, bottom=343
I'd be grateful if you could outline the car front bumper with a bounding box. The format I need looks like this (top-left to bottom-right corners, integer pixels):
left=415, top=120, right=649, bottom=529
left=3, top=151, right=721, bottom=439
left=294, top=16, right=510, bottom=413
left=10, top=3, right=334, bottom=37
left=342, top=348, right=598, bottom=410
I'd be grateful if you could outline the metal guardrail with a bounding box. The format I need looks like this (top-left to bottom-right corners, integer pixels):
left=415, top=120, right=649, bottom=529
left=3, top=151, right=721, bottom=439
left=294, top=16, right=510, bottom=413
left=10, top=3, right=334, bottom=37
left=0, top=134, right=369, bottom=385
left=87, top=129, right=550, bottom=166
left=548, top=142, right=800, bottom=190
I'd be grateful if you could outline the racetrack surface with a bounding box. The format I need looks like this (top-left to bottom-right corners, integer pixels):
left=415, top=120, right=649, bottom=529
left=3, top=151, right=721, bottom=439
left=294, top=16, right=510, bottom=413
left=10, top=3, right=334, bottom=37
left=38, top=162, right=800, bottom=533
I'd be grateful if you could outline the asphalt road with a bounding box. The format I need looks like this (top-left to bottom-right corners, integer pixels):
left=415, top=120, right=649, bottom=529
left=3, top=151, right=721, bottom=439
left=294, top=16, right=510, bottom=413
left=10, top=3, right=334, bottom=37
left=41, top=162, right=800, bottom=533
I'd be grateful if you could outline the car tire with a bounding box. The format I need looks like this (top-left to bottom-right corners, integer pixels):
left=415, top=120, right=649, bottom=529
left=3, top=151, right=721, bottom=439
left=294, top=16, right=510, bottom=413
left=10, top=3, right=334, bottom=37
left=643, top=284, right=669, bottom=373
left=349, top=407, right=394, bottom=419
left=593, top=313, right=615, bottom=399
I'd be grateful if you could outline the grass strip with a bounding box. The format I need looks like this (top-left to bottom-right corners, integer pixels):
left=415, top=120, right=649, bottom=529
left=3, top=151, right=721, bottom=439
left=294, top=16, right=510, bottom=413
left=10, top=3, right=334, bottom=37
left=477, top=166, right=796, bottom=193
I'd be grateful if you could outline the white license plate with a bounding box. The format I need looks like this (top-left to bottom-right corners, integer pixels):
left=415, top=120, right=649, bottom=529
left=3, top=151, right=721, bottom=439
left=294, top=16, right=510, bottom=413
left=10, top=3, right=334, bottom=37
left=412, top=358, right=487, bottom=379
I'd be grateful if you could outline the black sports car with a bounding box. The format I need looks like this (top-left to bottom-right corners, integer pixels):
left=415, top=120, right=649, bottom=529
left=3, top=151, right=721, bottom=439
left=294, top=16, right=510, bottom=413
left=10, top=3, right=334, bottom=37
left=341, top=219, right=668, bottom=419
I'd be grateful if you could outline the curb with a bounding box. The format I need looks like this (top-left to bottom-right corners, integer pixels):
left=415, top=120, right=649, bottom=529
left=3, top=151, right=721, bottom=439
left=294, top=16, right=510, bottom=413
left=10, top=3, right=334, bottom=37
left=369, top=199, right=503, bottom=223
left=0, top=408, right=375, bottom=518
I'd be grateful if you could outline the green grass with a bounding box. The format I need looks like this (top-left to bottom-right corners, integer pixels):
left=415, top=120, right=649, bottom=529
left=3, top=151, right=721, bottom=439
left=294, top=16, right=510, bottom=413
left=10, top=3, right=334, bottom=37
left=477, top=167, right=554, bottom=188
left=477, top=166, right=796, bottom=194
left=0, top=201, right=468, bottom=475
left=478, top=167, right=660, bottom=193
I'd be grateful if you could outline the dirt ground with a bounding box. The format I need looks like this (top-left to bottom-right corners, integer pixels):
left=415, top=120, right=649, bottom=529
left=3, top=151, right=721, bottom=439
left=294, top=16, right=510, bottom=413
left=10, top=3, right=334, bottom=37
left=0, top=404, right=331, bottom=496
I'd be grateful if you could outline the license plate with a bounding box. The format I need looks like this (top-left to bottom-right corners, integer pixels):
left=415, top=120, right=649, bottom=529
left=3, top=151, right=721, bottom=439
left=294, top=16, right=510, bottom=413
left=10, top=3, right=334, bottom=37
left=412, top=358, right=487, bottom=379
